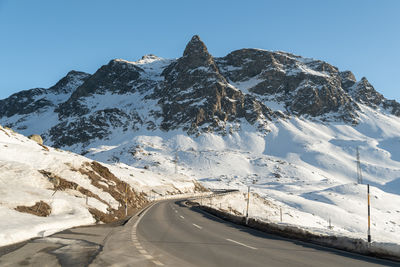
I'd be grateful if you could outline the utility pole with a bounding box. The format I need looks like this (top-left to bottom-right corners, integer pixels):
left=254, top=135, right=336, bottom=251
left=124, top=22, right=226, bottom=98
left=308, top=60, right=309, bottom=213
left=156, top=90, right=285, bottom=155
left=356, top=147, right=363, bottom=184
left=367, top=184, right=371, bottom=243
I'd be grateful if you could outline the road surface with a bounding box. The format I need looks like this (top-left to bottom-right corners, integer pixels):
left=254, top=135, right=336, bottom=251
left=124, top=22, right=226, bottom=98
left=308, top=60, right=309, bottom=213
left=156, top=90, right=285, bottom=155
left=0, top=199, right=397, bottom=266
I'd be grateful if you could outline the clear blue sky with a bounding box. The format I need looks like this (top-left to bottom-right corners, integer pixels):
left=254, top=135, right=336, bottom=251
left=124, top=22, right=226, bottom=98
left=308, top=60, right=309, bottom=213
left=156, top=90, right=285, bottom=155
left=1, top=0, right=399, bottom=100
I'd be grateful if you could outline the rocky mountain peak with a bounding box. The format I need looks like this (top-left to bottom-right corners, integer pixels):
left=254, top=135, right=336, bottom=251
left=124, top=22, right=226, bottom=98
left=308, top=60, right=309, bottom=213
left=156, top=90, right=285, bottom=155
left=183, top=35, right=208, bottom=56
left=137, top=54, right=162, bottom=64
left=56, top=59, right=144, bottom=118
left=181, top=35, right=216, bottom=70
left=140, top=54, right=159, bottom=61
left=156, top=36, right=273, bottom=134
left=349, top=77, right=384, bottom=108
left=0, top=70, right=90, bottom=119
left=48, top=70, right=91, bottom=94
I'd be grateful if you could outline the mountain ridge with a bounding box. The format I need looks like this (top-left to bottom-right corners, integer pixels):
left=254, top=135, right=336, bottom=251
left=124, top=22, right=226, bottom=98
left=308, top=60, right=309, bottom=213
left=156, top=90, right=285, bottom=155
left=0, top=35, right=398, bottom=148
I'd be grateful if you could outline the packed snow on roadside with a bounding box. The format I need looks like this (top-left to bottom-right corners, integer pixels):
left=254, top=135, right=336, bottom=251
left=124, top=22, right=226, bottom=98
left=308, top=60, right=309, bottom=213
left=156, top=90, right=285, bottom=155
left=0, top=125, right=200, bottom=247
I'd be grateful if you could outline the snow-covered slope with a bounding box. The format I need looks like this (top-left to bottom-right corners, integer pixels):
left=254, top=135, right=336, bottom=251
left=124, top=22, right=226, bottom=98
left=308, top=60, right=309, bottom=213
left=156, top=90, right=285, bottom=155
left=79, top=106, right=400, bottom=243
left=0, top=125, right=202, bottom=246
left=1, top=35, right=400, bottom=246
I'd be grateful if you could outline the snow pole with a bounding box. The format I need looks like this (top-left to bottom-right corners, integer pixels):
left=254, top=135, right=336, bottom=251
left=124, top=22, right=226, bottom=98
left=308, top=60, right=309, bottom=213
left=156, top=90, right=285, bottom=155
left=246, top=185, right=250, bottom=225
left=125, top=184, right=128, bottom=216
left=367, top=184, right=371, bottom=243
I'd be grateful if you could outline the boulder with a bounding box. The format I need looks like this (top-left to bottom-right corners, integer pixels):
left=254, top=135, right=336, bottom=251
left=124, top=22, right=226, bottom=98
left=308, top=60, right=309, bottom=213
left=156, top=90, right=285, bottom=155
left=28, top=134, right=43, bottom=145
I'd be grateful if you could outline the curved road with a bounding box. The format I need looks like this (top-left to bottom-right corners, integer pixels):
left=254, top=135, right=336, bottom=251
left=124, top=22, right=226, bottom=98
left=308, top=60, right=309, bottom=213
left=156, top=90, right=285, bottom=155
left=127, top=199, right=396, bottom=267
left=0, top=199, right=397, bottom=266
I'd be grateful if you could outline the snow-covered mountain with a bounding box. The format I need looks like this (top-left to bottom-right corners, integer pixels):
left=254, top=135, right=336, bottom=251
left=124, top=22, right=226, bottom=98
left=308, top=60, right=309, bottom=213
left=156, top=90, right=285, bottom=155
left=1, top=35, right=400, bottom=244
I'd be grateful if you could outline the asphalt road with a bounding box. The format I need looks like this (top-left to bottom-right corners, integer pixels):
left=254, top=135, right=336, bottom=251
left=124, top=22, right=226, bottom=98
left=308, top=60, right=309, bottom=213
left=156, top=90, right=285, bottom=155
left=0, top=199, right=398, bottom=266
left=132, top=200, right=398, bottom=267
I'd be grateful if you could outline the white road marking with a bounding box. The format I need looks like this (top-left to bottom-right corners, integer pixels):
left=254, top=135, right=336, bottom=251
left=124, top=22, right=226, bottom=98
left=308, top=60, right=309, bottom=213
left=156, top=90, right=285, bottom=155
left=131, top=203, right=164, bottom=265
left=174, top=210, right=178, bottom=213
left=192, top=223, right=203, bottom=229
left=226, top=238, right=257, bottom=250
left=180, top=215, right=185, bottom=219
left=153, top=260, right=164, bottom=266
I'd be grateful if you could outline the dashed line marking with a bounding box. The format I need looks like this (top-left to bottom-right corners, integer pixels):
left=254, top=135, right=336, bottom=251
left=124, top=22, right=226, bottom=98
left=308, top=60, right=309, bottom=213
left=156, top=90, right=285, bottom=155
left=153, top=260, right=164, bottom=266
left=226, top=238, right=257, bottom=250
left=179, top=215, right=185, bottom=219
left=131, top=203, right=164, bottom=265
left=192, top=223, right=203, bottom=229
left=174, top=210, right=178, bottom=213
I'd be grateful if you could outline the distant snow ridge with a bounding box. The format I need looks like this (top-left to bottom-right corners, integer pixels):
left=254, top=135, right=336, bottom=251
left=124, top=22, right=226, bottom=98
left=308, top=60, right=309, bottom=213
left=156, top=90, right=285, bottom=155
left=1, top=35, right=400, bottom=246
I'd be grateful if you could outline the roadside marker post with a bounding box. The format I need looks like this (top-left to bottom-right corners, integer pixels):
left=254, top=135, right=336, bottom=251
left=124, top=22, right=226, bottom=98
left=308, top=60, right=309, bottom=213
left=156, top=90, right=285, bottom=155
left=125, top=184, right=128, bottom=217
left=246, top=185, right=250, bottom=225
left=367, top=184, right=371, bottom=243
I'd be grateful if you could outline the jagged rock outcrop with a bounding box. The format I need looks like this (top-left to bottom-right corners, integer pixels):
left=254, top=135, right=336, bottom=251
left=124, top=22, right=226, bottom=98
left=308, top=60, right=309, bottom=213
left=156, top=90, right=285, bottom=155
left=339, top=71, right=357, bottom=90
left=49, top=70, right=91, bottom=94
left=56, top=60, right=144, bottom=118
left=0, top=71, right=90, bottom=118
left=345, top=77, right=400, bottom=116
left=157, top=35, right=272, bottom=134
left=347, top=77, right=384, bottom=107
left=216, top=49, right=359, bottom=122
